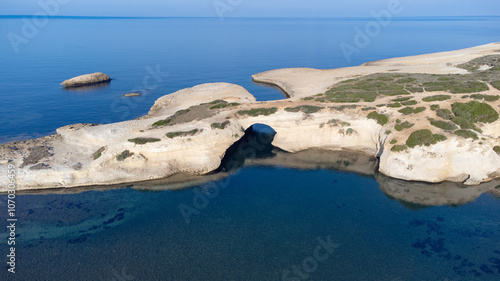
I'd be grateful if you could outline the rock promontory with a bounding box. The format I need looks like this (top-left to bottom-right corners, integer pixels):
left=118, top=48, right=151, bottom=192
left=2, top=43, right=500, bottom=191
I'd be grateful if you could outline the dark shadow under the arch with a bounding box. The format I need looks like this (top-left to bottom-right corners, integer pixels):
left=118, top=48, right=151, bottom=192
left=214, top=124, right=277, bottom=173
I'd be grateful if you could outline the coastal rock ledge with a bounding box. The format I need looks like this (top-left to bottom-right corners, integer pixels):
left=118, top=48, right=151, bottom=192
left=1, top=43, right=500, bottom=191
left=60, top=72, right=111, bottom=88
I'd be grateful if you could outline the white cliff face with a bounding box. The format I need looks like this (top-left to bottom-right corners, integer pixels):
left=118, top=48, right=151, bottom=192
left=237, top=111, right=381, bottom=155
left=379, top=138, right=500, bottom=185
left=0, top=103, right=381, bottom=191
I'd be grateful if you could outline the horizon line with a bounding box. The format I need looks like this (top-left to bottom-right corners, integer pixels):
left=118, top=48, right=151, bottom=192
left=0, top=15, right=499, bottom=20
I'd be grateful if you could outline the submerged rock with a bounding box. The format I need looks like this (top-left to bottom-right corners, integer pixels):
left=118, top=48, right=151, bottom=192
left=60, top=72, right=111, bottom=88
left=124, top=92, right=142, bottom=97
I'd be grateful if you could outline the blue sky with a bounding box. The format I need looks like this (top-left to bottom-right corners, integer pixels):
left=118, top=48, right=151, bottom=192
left=1, top=0, right=499, bottom=17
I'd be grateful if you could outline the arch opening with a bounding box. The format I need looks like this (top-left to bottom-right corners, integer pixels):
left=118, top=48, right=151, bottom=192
left=215, top=124, right=277, bottom=173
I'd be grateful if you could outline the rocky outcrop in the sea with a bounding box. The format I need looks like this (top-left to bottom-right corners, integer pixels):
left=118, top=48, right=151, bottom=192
left=60, top=72, right=111, bottom=88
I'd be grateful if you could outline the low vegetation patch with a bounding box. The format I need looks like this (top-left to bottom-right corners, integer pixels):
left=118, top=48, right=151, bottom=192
left=166, top=129, right=200, bottom=138
left=324, top=56, right=500, bottom=103
left=211, top=121, right=230, bottom=129
left=430, top=104, right=440, bottom=111
left=491, top=81, right=500, bottom=90
left=454, top=129, right=479, bottom=140
left=387, top=103, right=402, bottom=108
left=367, top=111, right=388, bottom=125
left=470, top=94, right=500, bottom=102
left=391, top=144, right=408, bottom=152
left=406, top=129, right=447, bottom=148
left=392, top=97, right=412, bottom=102
left=208, top=100, right=240, bottom=110
left=328, top=119, right=351, bottom=127
left=331, top=105, right=358, bottom=111
left=92, top=146, right=105, bottom=160
left=395, top=120, right=414, bottom=131
left=152, top=108, right=191, bottom=126
left=128, top=138, right=161, bottom=145
left=398, top=107, right=426, bottom=115
left=401, top=100, right=418, bottom=106
left=435, top=108, right=454, bottom=120
left=116, top=150, right=133, bottom=161
left=450, top=117, right=482, bottom=133
left=284, top=105, right=322, bottom=114
left=422, top=80, right=488, bottom=94
left=429, top=120, right=458, bottom=131
left=237, top=107, right=277, bottom=117
left=390, top=139, right=397, bottom=144
left=422, top=95, right=451, bottom=102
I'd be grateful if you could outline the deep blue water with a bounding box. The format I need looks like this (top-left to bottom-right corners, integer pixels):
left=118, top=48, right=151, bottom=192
left=1, top=16, right=500, bottom=280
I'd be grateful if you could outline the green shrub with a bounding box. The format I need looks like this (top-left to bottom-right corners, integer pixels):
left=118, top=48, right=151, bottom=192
left=430, top=120, right=458, bottom=131
left=331, top=105, right=358, bottom=111
left=387, top=103, right=402, bottom=108
left=452, top=101, right=499, bottom=123
left=152, top=108, right=191, bottom=126
left=166, top=129, right=200, bottom=138
left=116, top=150, right=133, bottom=161
left=395, top=121, right=414, bottom=131
left=128, top=138, right=161, bottom=145
left=92, top=146, right=105, bottom=160
left=284, top=105, right=322, bottom=114
left=422, top=95, right=451, bottom=102
left=430, top=104, right=440, bottom=111
left=390, top=139, right=397, bottom=144
left=209, top=102, right=240, bottom=109
left=433, top=134, right=448, bottom=142
left=238, top=107, right=277, bottom=117
left=406, top=129, right=447, bottom=148
left=414, top=107, right=426, bottom=114
left=367, top=111, right=388, bottom=125
left=302, top=97, right=314, bottom=101
left=398, top=107, right=426, bottom=115
left=398, top=107, right=414, bottom=115
left=454, top=130, right=479, bottom=140
left=494, top=146, right=500, bottom=154
left=391, top=97, right=412, bottom=102
left=211, top=121, right=230, bottom=129
left=327, top=119, right=351, bottom=127
left=401, top=100, right=418, bottom=106
left=208, top=100, right=225, bottom=105
left=391, top=145, right=408, bottom=152
left=152, top=118, right=172, bottom=126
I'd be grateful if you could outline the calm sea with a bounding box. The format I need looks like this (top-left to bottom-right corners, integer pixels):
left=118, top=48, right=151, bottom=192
left=1, top=16, right=500, bottom=280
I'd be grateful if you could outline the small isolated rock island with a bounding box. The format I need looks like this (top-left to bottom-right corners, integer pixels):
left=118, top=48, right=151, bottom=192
left=60, top=72, right=111, bottom=88
left=2, top=43, right=500, bottom=191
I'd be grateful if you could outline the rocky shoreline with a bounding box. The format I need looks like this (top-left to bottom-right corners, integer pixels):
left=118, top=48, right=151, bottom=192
left=1, top=43, right=500, bottom=191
